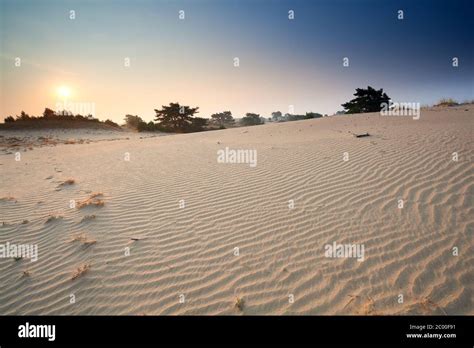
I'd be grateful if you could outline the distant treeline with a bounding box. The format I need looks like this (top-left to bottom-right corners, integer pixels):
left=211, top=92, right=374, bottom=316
left=123, top=103, right=325, bottom=133
left=2, top=108, right=121, bottom=129
left=6, top=86, right=439, bottom=132
left=2, top=104, right=326, bottom=133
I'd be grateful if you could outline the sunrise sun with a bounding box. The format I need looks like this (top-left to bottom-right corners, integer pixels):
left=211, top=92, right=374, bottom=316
left=57, top=86, right=71, bottom=98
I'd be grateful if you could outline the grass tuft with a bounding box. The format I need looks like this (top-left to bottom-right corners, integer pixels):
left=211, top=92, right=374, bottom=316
left=235, top=297, right=245, bottom=311
left=435, top=98, right=459, bottom=107
left=72, top=264, right=91, bottom=280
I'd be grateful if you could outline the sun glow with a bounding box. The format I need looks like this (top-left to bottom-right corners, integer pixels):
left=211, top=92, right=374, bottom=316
left=57, top=86, right=71, bottom=98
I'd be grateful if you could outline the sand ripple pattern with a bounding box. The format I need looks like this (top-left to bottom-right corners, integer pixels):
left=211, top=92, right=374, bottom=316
left=0, top=106, right=473, bottom=314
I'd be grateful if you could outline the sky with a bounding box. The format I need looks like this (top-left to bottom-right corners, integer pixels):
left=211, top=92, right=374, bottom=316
left=1, top=0, right=473, bottom=122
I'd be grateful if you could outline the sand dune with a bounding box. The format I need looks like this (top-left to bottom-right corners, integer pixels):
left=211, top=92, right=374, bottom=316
left=0, top=105, right=472, bottom=315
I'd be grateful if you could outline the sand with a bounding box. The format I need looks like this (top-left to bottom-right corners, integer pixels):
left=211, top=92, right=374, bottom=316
left=0, top=105, right=472, bottom=315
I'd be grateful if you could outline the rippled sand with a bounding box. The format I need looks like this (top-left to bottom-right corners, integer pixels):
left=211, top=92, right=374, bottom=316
left=0, top=105, right=472, bottom=315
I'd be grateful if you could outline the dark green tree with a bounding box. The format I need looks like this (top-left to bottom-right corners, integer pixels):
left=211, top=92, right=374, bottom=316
left=210, top=111, right=235, bottom=128
left=341, top=86, right=390, bottom=114
left=187, top=117, right=208, bottom=132
left=124, top=114, right=145, bottom=129
left=240, top=113, right=263, bottom=126
left=305, top=112, right=322, bottom=119
left=271, top=111, right=282, bottom=122
left=154, top=102, right=199, bottom=132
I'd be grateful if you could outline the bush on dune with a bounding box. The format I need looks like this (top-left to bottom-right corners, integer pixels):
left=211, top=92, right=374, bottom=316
left=434, top=98, right=459, bottom=107
left=240, top=113, right=264, bottom=126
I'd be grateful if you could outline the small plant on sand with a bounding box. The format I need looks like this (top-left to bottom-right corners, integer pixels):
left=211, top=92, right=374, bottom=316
left=78, top=199, right=104, bottom=209
left=83, top=239, right=97, bottom=246
left=407, top=296, right=448, bottom=315
left=435, top=98, right=459, bottom=107
left=345, top=294, right=378, bottom=315
left=58, top=179, right=75, bottom=186
left=45, top=215, right=63, bottom=223
left=71, top=234, right=87, bottom=242
left=72, top=264, right=91, bottom=280
left=77, top=193, right=105, bottom=209
left=80, top=214, right=96, bottom=222
left=235, top=297, right=245, bottom=311
left=71, top=234, right=96, bottom=246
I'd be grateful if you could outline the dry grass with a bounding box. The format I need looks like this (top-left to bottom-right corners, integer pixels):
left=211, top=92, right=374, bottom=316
left=45, top=215, right=63, bottom=223
left=80, top=214, right=96, bottom=222
left=360, top=295, right=378, bottom=315
left=345, top=294, right=378, bottom=315
left=72, top=264, right=91, bottom=280
left=22, top=270, right=31, bottom=277
left=71, top=234, right=87, bottom=242
left=58, top=179, right=76, bottom=187
left=71, top=234, right=96, bottom=246
left=435, top=98, right=459, bottom=107
left=77, top=199, right=105, bottom=209
left=407, top=296, right=448, bottom=315
left=77, top=193, right=105, bottom=209
left=235, top=297, right=245, bottom=311
left=0, top=196, right=16, bottom=202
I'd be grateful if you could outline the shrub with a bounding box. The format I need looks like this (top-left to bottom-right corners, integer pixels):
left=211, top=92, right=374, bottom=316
left=341, top=86, right=390, bottom=114
left=240, top=113, right=263, bottom=126
left=435, top=98, right=459, bottom=107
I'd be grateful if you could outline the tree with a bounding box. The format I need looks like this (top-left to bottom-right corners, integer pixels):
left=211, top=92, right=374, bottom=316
left=240, top=113, right=263, bottom=126
left=187, top=117, right=208, bottom=132
left=154, top=102, right=199, bottom=132
left=104, top=119, right=120, bottom=128
left=271, top=111, right=282, bottom=122
left=210, top=111, right=235, bottom=128
left=341, top=86, right=390, bottom=114
left=4, top=116, right=15, bottom=123
left=17, top=111, right=31, bottom=121
left=305, top=112, right=322, bottom=119
left=123, top=114, right=145, bottom=129
left=43, top=108, right=55, bottom=118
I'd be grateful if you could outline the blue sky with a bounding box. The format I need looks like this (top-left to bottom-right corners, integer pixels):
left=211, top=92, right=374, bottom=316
left=1, top=0, right=473, bottom=122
